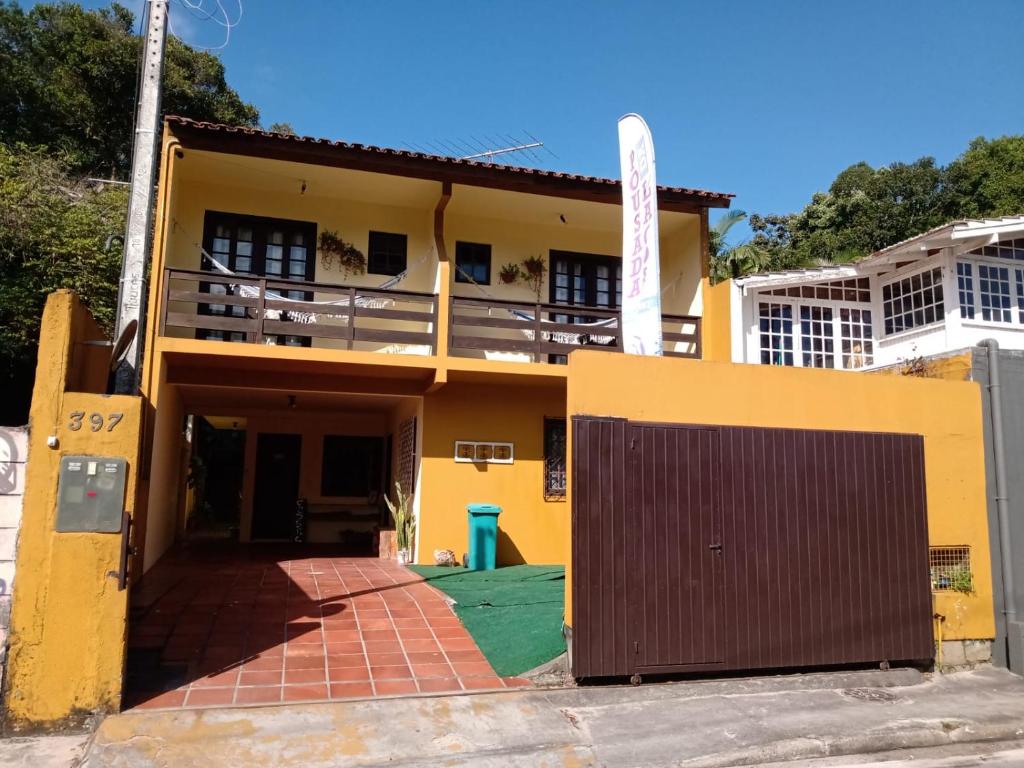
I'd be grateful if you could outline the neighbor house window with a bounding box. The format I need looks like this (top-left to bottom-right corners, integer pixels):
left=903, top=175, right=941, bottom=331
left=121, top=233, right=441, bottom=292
left=799, top=305, right=834, bottom=369
left=455, top=241, right=492, bottom=284
left=957, top=262, right=975, bottom=319
left=758, top=302, right=794, bottom=366
left=978, top=264, right=1012, bottom=323
left=544, top=418, right=566, bottom=500
left=882, top=267, right=944, bottom=335
left=767, top=277, right=871, bottom=303
left=367, top=231, right=407, bottom=276
left=839, top=308, right=873, bottom=369
left=1017, top=270, right=1024, bottom=324
left=974, top=239, right=1024, bottom=262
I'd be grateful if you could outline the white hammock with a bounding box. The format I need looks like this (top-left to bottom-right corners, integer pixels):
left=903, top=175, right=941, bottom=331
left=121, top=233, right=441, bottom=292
left=507, top=308, right=618, bottom=346
left=200, top=249, right=394, bottom=324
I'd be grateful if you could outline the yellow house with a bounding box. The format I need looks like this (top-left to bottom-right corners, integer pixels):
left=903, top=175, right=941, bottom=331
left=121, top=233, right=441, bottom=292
left=4, top=116, right=1001, bottom=728
left=136, top=116, right=728, bottom=575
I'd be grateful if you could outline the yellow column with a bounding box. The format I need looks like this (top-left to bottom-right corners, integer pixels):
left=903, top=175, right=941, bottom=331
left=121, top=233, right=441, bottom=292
left=3, top=292, right=142, bottom=730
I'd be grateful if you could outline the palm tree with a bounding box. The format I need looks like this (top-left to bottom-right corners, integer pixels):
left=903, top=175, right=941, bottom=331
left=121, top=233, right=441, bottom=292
left=707, top=210, right=773, bottom=283
left=708, top=209, right=747, bottom=260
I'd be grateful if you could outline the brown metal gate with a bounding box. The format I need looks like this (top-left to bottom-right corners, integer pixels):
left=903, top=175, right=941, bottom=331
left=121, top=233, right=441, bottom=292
left=571, top=417, right=934, bottom=679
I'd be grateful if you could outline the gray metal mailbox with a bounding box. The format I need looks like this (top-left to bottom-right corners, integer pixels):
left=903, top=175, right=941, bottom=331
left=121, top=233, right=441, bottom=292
left=56, top=455, right=127, bottom=533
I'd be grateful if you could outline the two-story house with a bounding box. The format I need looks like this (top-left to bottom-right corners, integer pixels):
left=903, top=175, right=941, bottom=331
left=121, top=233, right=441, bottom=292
left=136, top=116, right=733, bottom=574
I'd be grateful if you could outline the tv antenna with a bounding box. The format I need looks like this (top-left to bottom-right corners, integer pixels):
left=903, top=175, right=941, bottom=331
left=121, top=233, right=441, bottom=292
left=402, top=132, right=557, bottom=168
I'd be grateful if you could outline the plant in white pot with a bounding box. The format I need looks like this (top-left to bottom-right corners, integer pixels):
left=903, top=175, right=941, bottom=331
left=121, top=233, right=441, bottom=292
left=385, top=482, right=416, bottom=564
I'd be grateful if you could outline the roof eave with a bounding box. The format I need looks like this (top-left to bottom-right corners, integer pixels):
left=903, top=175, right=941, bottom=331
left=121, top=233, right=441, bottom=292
left=165, top=117, right=733, bottom=213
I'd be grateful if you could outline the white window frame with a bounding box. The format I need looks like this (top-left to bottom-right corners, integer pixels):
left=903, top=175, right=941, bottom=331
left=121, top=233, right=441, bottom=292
left=880, top=265, right=945, bottom=338
left=753, top=293, right=875, bottom=370
left=956, top=245, right=1024, bottom=330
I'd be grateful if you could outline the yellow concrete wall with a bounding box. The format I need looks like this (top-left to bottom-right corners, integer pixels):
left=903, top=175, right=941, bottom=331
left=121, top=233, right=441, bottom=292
left=701, top=277, right=733, bottom=362
left=445, top=209, right=701, bottom=313
left=4, top=292, right=142, bottom=729
left=564, top=351, right=994, bottom=642
left=871, top=350, right=975, bottom=382
left=417, top=382, right=567, bottom=565
left=140, top=366, right=184, bottom=572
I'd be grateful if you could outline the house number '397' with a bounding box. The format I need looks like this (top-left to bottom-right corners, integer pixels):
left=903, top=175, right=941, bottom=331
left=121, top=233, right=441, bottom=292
left=68, top=412, right=124, bottom=433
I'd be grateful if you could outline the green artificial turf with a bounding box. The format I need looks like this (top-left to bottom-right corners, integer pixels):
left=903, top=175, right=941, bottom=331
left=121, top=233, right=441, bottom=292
left=408, top=564, right=566, bottom=677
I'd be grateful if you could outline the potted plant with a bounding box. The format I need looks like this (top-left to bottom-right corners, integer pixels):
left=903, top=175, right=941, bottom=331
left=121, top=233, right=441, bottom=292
left=520, top=255, right=547, bottom=300
left=385, top=481, right=416, bottom=564
left=499, top=262, right=522, bottom=285
left=318, top=230, right=366, bottom=277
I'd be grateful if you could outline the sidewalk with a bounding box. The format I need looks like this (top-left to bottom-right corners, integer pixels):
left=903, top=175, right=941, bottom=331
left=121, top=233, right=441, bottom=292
left=80, top=666, right=1024, bottom=767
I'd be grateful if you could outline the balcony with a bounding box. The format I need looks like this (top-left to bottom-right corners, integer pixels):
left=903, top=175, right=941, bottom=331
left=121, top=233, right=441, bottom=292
left=160, top=269, right=438, bottom=353
left=159, top=269, right=702, bottom=364
left=449, top=297, right=701, bottom=363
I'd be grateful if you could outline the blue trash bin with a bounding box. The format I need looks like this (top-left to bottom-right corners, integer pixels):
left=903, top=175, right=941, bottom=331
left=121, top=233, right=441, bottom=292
left=467, top=503, right=501, bottom=571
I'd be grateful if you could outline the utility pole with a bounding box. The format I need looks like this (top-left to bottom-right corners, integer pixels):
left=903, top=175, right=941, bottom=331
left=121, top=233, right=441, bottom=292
left=114, top=0, right=168, bottom=393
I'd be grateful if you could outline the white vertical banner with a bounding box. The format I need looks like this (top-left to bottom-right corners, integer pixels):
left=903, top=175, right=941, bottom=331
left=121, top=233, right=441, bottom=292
left=618, top=113, right=663, bottom=356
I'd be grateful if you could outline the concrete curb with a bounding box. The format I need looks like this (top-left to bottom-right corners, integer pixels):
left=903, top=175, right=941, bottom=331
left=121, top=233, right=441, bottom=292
left=674, top=717, right=1024, bottom=768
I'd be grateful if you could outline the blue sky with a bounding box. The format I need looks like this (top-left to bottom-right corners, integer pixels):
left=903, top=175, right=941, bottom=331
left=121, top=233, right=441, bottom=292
left=69, top=1, right=1024, bottom=235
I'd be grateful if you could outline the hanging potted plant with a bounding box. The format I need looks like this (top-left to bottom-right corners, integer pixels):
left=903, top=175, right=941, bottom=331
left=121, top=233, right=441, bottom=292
left=520, top=254, right=547, bottom=300
left=318, top=230, right=366, bottom=278
left=385, top=481, right=416, bottom=565
left=499, top=262, right=522, bottom=285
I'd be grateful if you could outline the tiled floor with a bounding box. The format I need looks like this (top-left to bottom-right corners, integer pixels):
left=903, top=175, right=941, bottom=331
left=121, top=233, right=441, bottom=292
left=126, top=545, right=529, bottom=710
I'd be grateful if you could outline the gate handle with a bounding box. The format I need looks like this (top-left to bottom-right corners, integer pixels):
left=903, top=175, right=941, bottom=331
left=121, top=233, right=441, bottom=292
left=708, top=543, right=722, bottom=551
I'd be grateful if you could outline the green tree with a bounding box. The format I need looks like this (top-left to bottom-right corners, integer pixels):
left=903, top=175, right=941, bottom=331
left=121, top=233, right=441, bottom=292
left=0, top=1, right=259, bottom=177
left=268, top=122, right=296, bottom=135
left=0, top=144, right=128, bottom=422
left=735, top=136, right=1024, bottom=280
left=0, top=1, right=260, bottom=421
left=943, top=136, right=1024, bottom=219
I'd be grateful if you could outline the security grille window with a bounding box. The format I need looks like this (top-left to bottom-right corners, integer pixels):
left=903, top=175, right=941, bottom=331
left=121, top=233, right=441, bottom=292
left=799, top=305, right=834, bottom=368
left=544, top=418, right=567, bottom=500
left=367, top=231, right=407, bottom=276
left=929, top=546, right=972, bottom=593
left=758, top=302, right=794, bottom=366
left=839, top=308, right=873, bottom=369
left=978, top=264, right=1012, bottom=323
left=956, top=262, right=975, bottom=319
left=455, top=241, right=492, bottom=284
left=200, top=211, right=316, bottom=345
left=881, top=267, right=944, bottom=335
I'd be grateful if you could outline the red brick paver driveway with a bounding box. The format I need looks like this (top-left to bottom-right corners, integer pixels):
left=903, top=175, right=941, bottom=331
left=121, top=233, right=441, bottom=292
left=126, top=546, right=529, bottom=710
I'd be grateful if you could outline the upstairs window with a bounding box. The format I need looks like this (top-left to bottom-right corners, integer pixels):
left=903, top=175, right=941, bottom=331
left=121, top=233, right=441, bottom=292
left=200, top=211, right=315, bottom=345
left=882, top=267, right=944, bottom=335
left=367, top=231, right=408, bottom=276
left=455, top=241, right=492, bottom=284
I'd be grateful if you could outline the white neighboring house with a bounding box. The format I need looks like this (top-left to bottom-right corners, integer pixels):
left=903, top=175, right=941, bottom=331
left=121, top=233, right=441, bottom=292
left=730, top=215, right=1024, bottom=370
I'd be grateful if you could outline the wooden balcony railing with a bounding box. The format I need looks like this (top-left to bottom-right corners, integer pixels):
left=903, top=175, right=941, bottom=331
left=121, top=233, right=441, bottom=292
left=449, top=296, right=701, bottom=362
left=161, top=269, right=438, bottom=352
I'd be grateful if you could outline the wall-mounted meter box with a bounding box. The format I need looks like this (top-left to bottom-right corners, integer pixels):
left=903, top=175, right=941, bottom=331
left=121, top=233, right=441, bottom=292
left=55, top=455, right=127, bottom=533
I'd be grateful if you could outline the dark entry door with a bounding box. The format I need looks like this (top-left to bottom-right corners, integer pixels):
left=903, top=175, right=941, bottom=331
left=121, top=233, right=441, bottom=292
left=628, top=424, right=724, bottom=670
left=252, top=433, right=302, bottom=540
